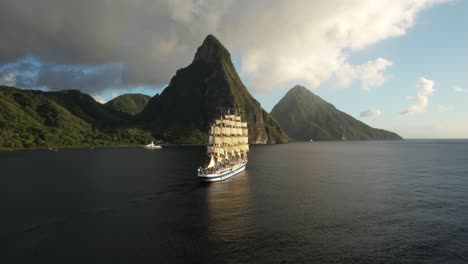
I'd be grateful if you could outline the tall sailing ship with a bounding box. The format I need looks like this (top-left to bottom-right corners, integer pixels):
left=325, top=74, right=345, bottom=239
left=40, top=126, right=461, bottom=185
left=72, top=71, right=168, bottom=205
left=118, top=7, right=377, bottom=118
left=197, top=110, right=249, bottom=182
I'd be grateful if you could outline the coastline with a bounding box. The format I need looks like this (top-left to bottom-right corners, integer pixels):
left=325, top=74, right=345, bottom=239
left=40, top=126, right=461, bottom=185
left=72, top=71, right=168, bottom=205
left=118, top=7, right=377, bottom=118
left=0, top=144, right=147, bottom=152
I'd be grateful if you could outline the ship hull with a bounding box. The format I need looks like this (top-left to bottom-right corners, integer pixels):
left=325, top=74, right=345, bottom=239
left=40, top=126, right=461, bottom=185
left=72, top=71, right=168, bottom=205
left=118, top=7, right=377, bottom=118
left=197, top=161, right=247, bottom=182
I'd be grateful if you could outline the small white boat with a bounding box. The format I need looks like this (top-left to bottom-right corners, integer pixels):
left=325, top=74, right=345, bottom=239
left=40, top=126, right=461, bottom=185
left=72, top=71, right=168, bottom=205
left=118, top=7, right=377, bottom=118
left=144, top=141, right=162, bottom=150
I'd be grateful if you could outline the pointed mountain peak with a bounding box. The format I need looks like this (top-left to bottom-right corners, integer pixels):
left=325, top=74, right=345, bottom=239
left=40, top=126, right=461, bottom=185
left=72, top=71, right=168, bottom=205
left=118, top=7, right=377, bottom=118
left=193, top=34, right=231, bottom=64
left=286, top=85, right=321, bottom=100
left=143, top=35, right=290, bottom=144
left=271, top=85, right=403, bottom=141
left=288, top=85, right=311, bottom=95
left=290, top=85, right=309, bottom=92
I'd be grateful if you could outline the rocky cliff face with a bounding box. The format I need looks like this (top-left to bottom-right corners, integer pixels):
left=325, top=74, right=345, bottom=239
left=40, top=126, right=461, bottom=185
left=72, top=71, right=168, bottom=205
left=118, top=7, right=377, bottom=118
left=270, top=85, right=403, bottom=141
left=142, top=35, right=290, bottom=144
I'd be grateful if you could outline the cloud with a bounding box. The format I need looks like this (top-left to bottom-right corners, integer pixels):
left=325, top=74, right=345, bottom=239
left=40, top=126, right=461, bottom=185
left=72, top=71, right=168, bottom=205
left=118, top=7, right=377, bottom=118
left=453, top=85, right=468, bottom=93
left=360, top=109, right=382, bottom=119
left=91, top=94, right=106, bottom=104
left=401, top=77, right=435, bottom=115
left=36, top=63, right=124, bottom=94
left=0, top=0, right=448, bottom=93
left=335, top=58, right=393, bottom=89
left=438, top=105, right=452, bottom=112
left=0, top=72, right=16, bottom=86
left=404, top=95, right=413, bottom=101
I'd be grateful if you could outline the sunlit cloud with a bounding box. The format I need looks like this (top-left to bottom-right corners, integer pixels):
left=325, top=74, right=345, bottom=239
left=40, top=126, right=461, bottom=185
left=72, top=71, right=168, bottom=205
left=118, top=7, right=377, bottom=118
left=336, top=58, right=393, bottom=90
left=0, top=0, right=448, bottom=93
left=91, top=94, right=106, bottom=104
left=438, top=105, right=452, bottom=112
left=453, top=85, right=468, bottom=93
left=401, top=77, right=435, bottom=115
left=0, top=72, right=16, bottom=86
left=360, top=109, right=382, bottom=119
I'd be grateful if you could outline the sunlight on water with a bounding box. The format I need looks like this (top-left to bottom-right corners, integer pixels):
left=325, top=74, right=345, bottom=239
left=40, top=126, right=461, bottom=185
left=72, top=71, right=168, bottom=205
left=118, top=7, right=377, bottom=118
left=2, top=140, right=468, bottom=263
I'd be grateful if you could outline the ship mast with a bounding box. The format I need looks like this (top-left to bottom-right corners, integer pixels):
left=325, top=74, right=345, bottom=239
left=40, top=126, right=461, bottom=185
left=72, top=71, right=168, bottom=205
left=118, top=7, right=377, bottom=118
left=205, top=108, right=249, bottom=169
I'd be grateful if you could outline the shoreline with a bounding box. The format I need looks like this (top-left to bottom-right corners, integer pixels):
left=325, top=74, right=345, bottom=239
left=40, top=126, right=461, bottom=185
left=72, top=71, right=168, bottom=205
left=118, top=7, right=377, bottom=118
left=0, top=144, right=146, bottom=152
left=3, top=139, right=467, bottom=152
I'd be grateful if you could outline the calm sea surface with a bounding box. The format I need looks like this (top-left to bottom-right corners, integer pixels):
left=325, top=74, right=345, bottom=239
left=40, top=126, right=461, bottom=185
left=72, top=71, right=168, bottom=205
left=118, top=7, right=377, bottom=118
left=2, top=140, right=468, bottom=263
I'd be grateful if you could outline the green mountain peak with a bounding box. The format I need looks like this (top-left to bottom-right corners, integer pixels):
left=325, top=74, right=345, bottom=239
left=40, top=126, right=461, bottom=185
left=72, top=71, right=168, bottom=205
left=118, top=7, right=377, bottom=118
left=0, top=86, right=154, bottom=149
left=105, top=93, right=151, bottom=115
left=271, top=85, right=402, bottom=141
left=192, top=34, right=231, bottom=64
left=142, top=35, right=290, bottom=144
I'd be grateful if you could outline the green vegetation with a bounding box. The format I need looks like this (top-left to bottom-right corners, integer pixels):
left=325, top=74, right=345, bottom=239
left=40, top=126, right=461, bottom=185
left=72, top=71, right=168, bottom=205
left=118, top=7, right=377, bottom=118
left=141, top=35, right=290, bottom=144
left=0, top=86, right=154, bottom=149
left=105, top=93, right=152, bottom=115
left=270, top=85, right=403, bottom=141
left=3, top=36, right=401, bottom=148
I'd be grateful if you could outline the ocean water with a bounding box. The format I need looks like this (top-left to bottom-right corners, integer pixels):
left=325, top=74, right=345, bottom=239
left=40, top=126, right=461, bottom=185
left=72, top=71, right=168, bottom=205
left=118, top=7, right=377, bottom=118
left=1, top=140, right=468, bottom=263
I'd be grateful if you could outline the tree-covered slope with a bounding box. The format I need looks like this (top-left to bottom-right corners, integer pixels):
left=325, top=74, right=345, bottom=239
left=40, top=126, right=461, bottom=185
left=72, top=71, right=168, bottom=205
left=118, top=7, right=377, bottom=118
left=141, top=35, right=290, bottom=144
left=45, top=89, right=131, bottom=128
left=0, top=86, right=154, bottom=149
left=270, top=85, right=403, bottom=141
left=105, top=94, right=152, bottom=115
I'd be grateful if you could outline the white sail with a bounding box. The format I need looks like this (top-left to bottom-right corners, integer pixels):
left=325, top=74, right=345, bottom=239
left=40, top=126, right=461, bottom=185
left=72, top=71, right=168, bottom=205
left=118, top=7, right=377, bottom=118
left=207, top=155, right=216, bottom=168
left=214, top=136, right=222, bottom=145
left=231, top=137, right=238, bottom=145
left=199, top=111, right=248, bottom=180
left=214, top=147, right=225, bottom=155
left=207, top=146, right=213, bottom=154
left=225, top=145, right=234, bottom=154
left=239, top=144, right=249, bottom=152
left=222, top=127, right=230, bottom=135
left=198, top=111, right=249, bottom=181
left=222, top=137, right=231, bottom=144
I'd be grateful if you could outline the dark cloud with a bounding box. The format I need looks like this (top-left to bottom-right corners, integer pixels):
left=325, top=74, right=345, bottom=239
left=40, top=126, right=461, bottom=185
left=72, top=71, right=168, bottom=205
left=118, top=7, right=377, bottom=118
left=0, top=57, right=124, bottom=93
left=36, top=64, right=124, bottom=93
left=0, top=0, right=216, bottom=92
left=0, top=0, right=445, bottom=94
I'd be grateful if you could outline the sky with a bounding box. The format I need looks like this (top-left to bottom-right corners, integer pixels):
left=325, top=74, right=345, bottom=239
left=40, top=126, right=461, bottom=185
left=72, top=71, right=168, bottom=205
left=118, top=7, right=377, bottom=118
left=0, top=0, right=466, bottom=138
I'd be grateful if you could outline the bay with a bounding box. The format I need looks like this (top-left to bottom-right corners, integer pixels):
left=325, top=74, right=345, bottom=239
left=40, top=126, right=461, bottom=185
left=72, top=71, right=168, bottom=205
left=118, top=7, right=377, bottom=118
left=1, top=140, right=468, bottom=263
